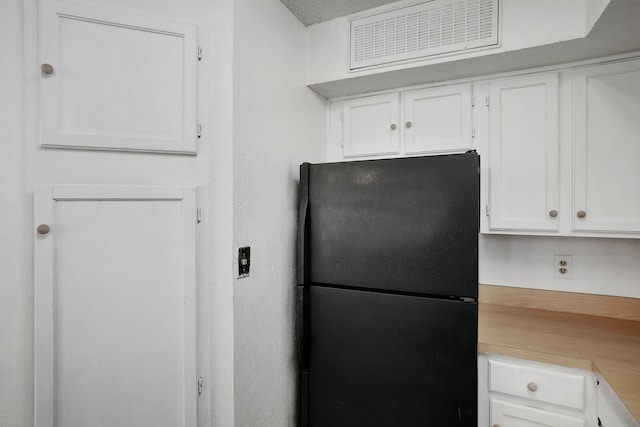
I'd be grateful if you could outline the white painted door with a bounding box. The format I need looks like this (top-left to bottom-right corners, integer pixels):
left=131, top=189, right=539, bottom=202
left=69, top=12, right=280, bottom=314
left=342, top=93, right=400, bottom=157
left=573, top=59, right=640, bottom=234
left=490, top=399, right=586, bottom=427
left=487, top=73, right=560, bottom=231
left=34, top=185, right=197, bottom=427
left=39, top=1, right=198, bottom=154
left=401, top=83, right=473, bottom=154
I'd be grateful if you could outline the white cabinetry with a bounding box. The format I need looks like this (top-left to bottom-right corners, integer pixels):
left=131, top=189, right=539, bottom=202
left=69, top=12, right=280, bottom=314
left=39, top=1, right=198, bottom=154
left=491, top=398, right=586, bottom=427
left=342, top=93, right=400, bottom=157
left=402, top=83, right=473, bottom=155
left=573, top=60, right=640, bottom=234
left=486, top=355, right=598, bottom=427
left=597, top=375, right=640, bottom=427
left=485, top=73, right=560, bottom=232
left=329, top=57, right=640, bottom=239
left=333, top=84, right=473, bottom=160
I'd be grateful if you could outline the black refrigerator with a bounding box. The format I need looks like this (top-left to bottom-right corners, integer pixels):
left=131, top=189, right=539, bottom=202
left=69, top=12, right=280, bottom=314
left=297, top=152, right=479, bottom=427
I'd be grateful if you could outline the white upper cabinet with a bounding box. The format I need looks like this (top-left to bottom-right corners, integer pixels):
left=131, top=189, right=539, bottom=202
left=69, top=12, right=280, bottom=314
left=337, top=84, right=473, bottom=159
left=342, top=93, right=400, bottom=157
left=39, top=1, right=198, bottom=154
left=573, top=60, right=640, bottom=234
left=328, top=56, right=640, bottom=239
left=487, top=73, right=560, bottom=232
left=402, top=84, right=473, bottom=154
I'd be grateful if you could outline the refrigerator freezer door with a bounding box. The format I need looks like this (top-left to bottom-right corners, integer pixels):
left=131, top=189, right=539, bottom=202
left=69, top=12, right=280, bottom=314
left=307, top=153, right=479, bottom=298
left=305, top=285, right=477, bottom=427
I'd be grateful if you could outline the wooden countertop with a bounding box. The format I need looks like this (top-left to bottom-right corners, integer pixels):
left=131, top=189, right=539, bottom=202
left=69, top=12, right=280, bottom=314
left=478, top=285, right=640, bottom=422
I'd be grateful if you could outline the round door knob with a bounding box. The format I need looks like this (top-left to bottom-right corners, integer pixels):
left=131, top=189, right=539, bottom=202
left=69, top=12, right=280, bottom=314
left=577, top=211, right=586, bottom=219
left=37, top=224, right=50, bottom=235
left=405, top=121, right=412, bottom=128
left=549, top=210, right=558, bottom=218
left=527, top=382, right=538, bottom=392
left=41, top=63, right=54, bottom=75
left=390, top=123, right=397, bottom=130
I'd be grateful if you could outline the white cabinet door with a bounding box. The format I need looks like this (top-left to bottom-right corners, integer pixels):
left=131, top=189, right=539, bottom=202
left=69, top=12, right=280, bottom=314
left=402, top=83, right=473, bottom=154
left=487, top=73, right=560, bottom=231
left=491, top=398, right=586, bottom=427
left=573, top=60, right=640, bottom=234
left=342, top=93, right=400, bottom=157
left=34, top=185, right=197, bottom=427
left=39, top=1, right=198, bottom=154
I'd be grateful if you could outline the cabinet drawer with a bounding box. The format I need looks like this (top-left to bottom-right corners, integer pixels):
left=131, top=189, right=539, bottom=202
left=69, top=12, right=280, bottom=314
left=491, top=398, right=586, bottom=427
left=489, top=359, right=585, bottom=410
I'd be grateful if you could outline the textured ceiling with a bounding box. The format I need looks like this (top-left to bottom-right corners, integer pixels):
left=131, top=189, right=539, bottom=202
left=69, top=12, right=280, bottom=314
left=280, top=0, right=404, bottom=26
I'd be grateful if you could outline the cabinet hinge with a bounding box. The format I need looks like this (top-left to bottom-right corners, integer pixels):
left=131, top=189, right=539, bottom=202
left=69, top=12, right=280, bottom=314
left=485, top=95, right=490, bottom=107
left=198, top=376, right=203, bottom=394
left=197, top=46, right=203, bottom=61
left=340, top=112, right=344, bottom=147
left=197, top=123, right=202, bottom=138
left=485, top=205, right=490, bottom=217
left=197, top=206, right=202, bottom=223
left=471, top=96, right=475, bottom=107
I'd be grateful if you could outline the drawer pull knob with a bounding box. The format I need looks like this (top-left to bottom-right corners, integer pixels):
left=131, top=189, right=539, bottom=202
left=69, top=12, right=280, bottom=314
left=549, top=210, right=558, bottom=218
left=41, top=63, right=54, bottom=75
left=527, top=382, right=538, bottom=392
left=577, top=210, right=586, bottom=218
left=405, top=121, right=412, bottom=128
left=37, top=224, right=50, bottom=235
left=390, top=123, right=397, bottom=130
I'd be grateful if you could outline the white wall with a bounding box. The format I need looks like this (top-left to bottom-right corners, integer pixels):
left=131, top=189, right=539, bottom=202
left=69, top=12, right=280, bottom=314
left=232, top=0, right=326, bottom=425
left=0, top=1, right=29, bottom=426
left=480, top=235, right=640, bottom=298
left=1, top=0, right=234, bottom=425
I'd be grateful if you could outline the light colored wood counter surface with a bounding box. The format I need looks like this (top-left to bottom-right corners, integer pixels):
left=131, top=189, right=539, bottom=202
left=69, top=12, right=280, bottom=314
left=478, top=285, right=640, bottom=422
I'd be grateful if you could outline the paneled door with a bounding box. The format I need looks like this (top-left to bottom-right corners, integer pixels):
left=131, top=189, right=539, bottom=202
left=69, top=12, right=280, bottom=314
left=39, top=1, right=198, bottom=153
left=401, top=83, right=473, bottom=155
left=487, top=72, right=560, bottom=232
left=342, top=93, right=400, bottom=157
left=573, top=59, right=640, bottom=234
left=34, top=185, right=197, bottom=427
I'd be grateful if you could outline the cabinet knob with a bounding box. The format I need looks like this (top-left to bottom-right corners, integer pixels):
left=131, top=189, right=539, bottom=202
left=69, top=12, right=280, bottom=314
left=37, top=224, right=50, bottom=235
left=390, top=123, right=397, bottom=130
left=527, top=382, right=538, bottom=392
left=405, top=121, right=412, bottom=128
left=549, top=210, right=558, bottom=218
left=493, top=425, right=501, bottom=427
left=577, top=211, right=586, bottom=219
left=41, top=63, right=54, bottom=75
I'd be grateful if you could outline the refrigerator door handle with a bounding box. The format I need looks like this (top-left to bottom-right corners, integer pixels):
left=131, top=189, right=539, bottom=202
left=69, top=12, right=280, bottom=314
left=296, top=286, right=308, bottom=369
left=297, top=163, right=310, bottom=286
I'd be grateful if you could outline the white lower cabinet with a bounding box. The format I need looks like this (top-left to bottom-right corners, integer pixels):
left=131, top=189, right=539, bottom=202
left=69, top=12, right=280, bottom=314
left=483, top=355, right=598, bottom=427
left=491, top=398, right=586, bottom=427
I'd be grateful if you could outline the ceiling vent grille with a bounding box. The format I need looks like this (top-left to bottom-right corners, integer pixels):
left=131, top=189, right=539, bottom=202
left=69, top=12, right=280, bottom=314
left=350, top=0, right=499, bottom=70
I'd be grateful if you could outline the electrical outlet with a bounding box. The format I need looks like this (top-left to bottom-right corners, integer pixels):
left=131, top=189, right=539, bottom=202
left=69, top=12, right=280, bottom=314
left=553, top=254, right=572, bottom=279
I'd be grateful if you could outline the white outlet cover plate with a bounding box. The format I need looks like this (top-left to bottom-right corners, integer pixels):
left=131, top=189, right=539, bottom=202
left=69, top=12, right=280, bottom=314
left=554, top=254, right=573, bottom=280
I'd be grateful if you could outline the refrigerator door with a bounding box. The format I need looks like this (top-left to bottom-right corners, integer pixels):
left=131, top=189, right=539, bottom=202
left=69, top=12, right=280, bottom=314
left=304, top=285, right=477, bottom=427
left=307, top=152, right=478, bottom=298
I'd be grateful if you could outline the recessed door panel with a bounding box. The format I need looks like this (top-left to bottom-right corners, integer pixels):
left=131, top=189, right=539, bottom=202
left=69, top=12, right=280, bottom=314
left=39, top=2, right=198, bottom=153
left=34, top=185, right=196, bottom=427
left=488, top=73, right=560, bottom=231
left=574, top=60, right=640, bottom=233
